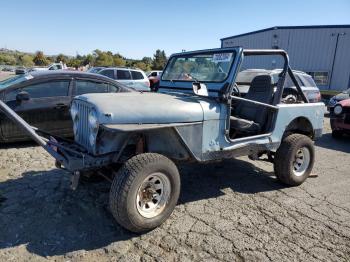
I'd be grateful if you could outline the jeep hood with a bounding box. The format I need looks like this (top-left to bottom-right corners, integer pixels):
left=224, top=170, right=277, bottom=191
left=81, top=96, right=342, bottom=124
left=76, top=92, right=206, bottom=125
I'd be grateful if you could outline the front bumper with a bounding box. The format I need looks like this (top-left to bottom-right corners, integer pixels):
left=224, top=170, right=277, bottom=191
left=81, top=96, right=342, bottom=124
left=47, top=135, right=114, bottom=172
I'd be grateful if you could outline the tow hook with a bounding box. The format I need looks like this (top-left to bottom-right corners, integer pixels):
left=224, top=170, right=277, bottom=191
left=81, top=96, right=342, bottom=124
left=70, top=171, right=81, bottom=190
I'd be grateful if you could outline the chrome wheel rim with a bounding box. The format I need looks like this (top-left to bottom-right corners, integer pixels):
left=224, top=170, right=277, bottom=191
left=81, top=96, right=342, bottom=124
left=136, top=172, right=171, bottom=218
left=293, top=147, right=311, bottom=177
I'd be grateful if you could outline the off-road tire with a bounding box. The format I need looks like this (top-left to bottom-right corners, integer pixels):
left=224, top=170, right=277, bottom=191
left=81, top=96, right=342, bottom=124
left=109, top=153, right=180, bottom=233
left=332, top=130, right=343, bottom=139
left=274, top=134, right=315, bottom=186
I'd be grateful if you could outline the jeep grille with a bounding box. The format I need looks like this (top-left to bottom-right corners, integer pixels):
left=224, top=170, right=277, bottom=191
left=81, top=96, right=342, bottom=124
left=75, top=101, right=93, bottom=151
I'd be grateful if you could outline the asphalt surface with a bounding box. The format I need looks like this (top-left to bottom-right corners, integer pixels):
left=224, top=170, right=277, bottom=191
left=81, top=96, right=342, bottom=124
left=0, top=118, right=349, bottom=261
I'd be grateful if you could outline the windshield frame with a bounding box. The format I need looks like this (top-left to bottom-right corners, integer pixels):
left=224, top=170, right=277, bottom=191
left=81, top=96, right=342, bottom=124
left=161, top=49, right=237, bottom=84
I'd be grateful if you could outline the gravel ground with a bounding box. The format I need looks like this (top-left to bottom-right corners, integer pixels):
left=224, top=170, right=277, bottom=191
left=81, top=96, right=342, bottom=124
left=0, top=118, right=349, bottom=262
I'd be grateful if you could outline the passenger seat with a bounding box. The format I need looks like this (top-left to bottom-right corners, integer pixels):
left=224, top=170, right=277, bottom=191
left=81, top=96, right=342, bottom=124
left=230, top=75, right=274, bottom=135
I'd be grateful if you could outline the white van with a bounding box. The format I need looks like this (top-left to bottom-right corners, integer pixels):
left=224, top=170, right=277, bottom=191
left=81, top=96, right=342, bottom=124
left=98, top=68, right=150, bottom=91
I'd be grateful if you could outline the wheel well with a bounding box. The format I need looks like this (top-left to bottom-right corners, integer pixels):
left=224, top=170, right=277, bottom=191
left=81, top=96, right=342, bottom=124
left=284, top=117, right=314, bottom=139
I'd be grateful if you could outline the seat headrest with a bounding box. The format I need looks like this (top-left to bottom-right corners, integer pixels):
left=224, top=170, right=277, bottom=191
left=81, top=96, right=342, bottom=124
left=250, top=75, right=273, bottom=92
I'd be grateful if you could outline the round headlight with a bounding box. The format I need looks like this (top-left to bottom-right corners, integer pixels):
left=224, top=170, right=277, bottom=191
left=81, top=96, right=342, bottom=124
left=334, top=104, right=343, bottom=115
left=70, top=101, right=79, bottom=120
left=88, top=109, right=99, bottom=132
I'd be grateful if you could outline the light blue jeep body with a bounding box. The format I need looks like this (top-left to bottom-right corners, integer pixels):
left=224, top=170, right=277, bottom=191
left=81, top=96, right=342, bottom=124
left=71, top=47, right=324, bottom=164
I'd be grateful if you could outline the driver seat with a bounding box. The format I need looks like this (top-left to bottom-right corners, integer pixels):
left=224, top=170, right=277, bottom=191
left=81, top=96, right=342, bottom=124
left=230, top=75, right=274, bottom=135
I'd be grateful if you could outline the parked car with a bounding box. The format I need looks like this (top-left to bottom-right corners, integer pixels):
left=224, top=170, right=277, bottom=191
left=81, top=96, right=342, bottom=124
left=328, top=88, right=350, bottom=110
left=2, top=67, right=15, bottom=72
left=0, top=71, right=131, bottom=143
left=15, top=66, right=27, bottom=75
left=30, top=62, right=67, bottom=72
left=0, top=48, right=324, bottom=233
left=87, top=66, right=106, bottom=74
left=146, top=70, right=162, bottom=77
left=98, top=67, right=150, bottom=91
left=147, top=70, right=162, bottom=91
left=330, top=98, right=350, bottom=138
left=236, top=69, right=321, bottom=103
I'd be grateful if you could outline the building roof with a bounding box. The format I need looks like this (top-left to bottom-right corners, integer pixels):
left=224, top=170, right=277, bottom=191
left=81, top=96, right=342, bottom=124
left=221, top=25, right=350, bottom=41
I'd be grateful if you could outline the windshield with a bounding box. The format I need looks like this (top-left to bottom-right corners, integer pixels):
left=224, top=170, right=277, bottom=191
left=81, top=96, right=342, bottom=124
left=162, top=51, right=236, bottom=83
left=0, top=74, right=33, bottom=89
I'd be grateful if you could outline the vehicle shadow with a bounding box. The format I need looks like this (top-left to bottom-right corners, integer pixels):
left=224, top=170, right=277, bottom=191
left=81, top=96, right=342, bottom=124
left=0, top=140, right=39, bottom=149
left=0, top=158, right=284, bottom=257
left=0, top=169, right=135, bottom=257
left=315, top=132, right=350, bottom=154
left=179, top=158, right=285, bottom=204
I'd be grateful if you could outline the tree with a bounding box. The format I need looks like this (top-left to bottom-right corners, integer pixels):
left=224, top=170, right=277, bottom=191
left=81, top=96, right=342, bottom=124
left=152, top=50, right=167, bottom=70
left=83, top=54, right=94, bottom=66
left=93, top=49, right=114, bottom=66
left=20, top=55, right=34, bottom=67
left=142, top=57, right=152, bottom=67
left=55, top=53, right=68, bottom=64
left=67, top=58, right=81, bottom=69
left=0, top=54, right=17, bottom=65
left=113, top=53, right=126, bottom=66
left=33, top=51, right=49, bottom=66
left=134, top=61, right=151, bottom=72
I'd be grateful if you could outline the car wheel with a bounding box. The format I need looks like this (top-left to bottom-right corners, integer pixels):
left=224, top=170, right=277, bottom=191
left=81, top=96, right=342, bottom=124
left=332, top=130, right=343, bottom=139
left=109, top=153, right=180, bottom=233
left=274, top=134, right=315, bottom=186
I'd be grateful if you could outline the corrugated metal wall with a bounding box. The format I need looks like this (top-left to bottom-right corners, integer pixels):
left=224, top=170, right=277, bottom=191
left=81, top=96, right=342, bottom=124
left=221, top=27, right=350, bottom=91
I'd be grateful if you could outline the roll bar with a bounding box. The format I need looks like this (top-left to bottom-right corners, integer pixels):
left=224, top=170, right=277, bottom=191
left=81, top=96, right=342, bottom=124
left=242, top=49, right=308, bottom=104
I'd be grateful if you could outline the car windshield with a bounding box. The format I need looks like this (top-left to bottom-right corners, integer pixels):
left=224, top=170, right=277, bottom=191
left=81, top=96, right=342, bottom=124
left=0, top=74, right=33, bottom=89
left=162, top=51, right=236, bottom=82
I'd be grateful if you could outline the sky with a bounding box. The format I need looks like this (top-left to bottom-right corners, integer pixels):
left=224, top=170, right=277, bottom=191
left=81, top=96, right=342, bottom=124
left=1, top=0, right=349, bottom=59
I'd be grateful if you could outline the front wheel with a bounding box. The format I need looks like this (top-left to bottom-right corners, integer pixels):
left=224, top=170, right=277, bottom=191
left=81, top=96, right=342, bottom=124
left=109, top=153, right=180, bottom=233
left=274, top=134, right=315, bottom=186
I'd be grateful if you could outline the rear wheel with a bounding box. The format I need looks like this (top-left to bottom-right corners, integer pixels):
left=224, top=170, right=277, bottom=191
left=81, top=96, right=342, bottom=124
left=274, top=134, right=315, bottom=186
left=109, top=153, right=180, bottom=233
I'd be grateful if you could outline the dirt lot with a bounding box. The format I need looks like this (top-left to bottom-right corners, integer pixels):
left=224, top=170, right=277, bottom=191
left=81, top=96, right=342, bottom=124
left=0, top=118, right=349, bottom=262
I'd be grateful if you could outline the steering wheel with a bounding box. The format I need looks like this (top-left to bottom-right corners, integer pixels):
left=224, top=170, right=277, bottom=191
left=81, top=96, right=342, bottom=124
left=231, top=83, right=241, bottom=97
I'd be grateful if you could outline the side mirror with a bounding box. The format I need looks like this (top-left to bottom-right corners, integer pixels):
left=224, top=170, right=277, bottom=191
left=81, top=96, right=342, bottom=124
left=16, top=91, right=30, bottom=102
left=192, top=82, right=208, bottom=97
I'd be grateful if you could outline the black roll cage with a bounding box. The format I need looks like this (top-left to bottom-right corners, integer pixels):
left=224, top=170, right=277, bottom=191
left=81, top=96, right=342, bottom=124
left=240, top=49, right=309, bottom=105
left=225, top=49, right=309, bottom=141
